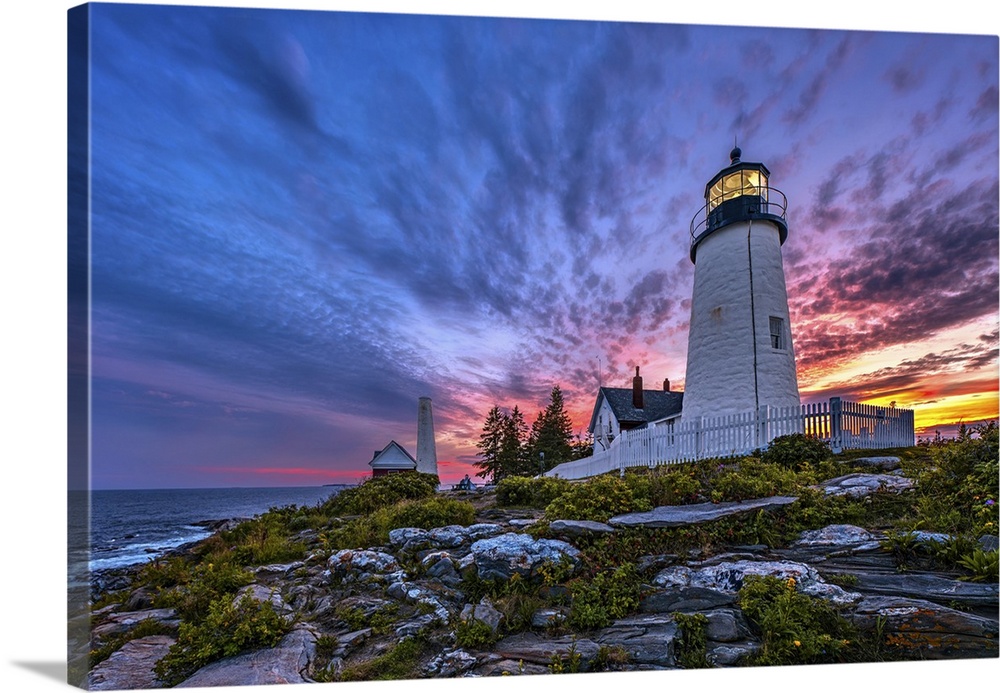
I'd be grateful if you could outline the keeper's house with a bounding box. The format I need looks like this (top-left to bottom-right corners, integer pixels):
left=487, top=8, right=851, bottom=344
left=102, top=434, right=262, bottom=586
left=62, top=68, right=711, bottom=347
left=368, top=440, right=417, bottom=477
left=590, top=367, right=683, bottom=452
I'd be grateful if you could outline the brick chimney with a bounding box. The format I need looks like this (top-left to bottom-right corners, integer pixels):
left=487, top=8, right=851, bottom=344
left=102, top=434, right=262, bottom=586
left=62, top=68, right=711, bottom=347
left=663, top=378, right=671, bottom=392
left=632, top=366, right=644, bottom=409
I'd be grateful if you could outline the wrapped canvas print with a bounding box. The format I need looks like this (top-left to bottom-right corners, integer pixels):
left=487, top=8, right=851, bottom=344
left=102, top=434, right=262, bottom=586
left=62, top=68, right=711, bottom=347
left=67, top=1, right=999, bottom=691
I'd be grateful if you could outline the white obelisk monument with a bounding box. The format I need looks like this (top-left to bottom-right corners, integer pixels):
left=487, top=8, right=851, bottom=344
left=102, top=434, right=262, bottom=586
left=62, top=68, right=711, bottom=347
left=683, top=147, right=800, bottom=421
left=415, top=397, right=438, bottom=476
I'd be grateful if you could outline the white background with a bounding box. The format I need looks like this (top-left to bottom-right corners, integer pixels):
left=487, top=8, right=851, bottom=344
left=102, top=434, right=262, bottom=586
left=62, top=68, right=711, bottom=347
left=1, top=1, right=997, bottom=692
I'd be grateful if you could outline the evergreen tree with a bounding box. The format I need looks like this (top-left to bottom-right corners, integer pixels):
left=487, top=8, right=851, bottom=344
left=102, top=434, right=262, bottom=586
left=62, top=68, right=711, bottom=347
left=527, top=386, right=575, bottom=471
left=570, top=431, right=595, bottom=460
left=474, top=406, right=507, bottom=481
left=503, top=406, right=531, bottom=477
left=474, top=405, right=529, bottom=481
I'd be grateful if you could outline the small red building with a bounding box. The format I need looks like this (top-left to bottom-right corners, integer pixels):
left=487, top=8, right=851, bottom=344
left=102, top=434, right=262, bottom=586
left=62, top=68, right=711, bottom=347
left=368, top=440, right=418, bottom=477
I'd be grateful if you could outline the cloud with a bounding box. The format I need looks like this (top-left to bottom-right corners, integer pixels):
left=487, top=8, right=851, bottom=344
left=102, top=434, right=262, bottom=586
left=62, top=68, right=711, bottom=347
left=970, top=85, right=999, bottom=121
left=210, top=20, right=319, bottom=132
left=813, top=335, right=998, bottom=401
left=934, top=130, right=995, bottom=171
left=782, top=34, right=854, bottom=127
left=884, top=64, right=925, bottom=92
left=81, top=7, right=998, bottom=487
left=791, top=179, right=999, bottom=374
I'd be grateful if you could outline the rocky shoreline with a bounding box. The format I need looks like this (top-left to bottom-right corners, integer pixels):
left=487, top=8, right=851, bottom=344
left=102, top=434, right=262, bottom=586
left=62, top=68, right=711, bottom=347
left=84, top=461, right=999, bottom=689
left=89, top=519, right=252, bottom=602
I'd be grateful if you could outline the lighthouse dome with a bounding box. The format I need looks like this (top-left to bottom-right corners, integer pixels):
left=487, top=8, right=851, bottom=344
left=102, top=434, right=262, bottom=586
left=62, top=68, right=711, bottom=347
left=689, top=153, right=788, bottom=262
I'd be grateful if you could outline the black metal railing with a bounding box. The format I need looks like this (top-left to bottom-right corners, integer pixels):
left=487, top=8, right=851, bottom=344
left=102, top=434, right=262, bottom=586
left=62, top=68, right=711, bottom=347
left=690, top=186, right=787, bottom=248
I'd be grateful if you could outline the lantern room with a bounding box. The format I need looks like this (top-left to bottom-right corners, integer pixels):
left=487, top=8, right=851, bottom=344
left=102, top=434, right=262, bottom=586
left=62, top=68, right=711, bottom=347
left=689, top=147, right=788, bottom=262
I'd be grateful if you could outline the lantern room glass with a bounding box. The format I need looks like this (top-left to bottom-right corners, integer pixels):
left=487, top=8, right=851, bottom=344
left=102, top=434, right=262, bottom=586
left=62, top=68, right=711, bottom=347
left=707, top=169, right=768, bottom=211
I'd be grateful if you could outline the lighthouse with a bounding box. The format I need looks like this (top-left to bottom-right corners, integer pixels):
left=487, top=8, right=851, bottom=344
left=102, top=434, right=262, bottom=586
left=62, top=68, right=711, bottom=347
left=415, top=397, right=438, bottom=476
left=682, top=147, right=800, bottom=421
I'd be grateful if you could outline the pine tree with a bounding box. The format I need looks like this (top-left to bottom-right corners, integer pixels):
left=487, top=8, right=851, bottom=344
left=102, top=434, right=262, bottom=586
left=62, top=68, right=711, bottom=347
left=502, top=406, right=530, bottom=477
left=527, top=386, right=574, bottom=471
left=474, top=406, right=507, bottom=481
left=570, top=431, right=595, bottom=460
left=474, top=405, right=529, bottom=481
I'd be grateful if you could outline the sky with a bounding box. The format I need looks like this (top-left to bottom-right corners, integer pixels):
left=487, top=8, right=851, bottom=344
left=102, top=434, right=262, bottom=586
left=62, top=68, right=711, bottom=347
left=74, top=1, right=999, bottom=489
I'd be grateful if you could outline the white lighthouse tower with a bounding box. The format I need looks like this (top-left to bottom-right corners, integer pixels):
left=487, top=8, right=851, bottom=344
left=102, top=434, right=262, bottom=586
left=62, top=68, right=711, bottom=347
left=415, top=396, right=438, bottom=476
left=682, top=147, right=800, bottom=421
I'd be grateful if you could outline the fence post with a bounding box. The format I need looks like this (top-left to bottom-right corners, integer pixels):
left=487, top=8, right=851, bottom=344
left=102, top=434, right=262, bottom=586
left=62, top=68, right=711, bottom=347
left=829, top=397, right=843, bottom=453
left=694, top=416, right=703, bottom=458
left=757, top=405, right=770, bottom=451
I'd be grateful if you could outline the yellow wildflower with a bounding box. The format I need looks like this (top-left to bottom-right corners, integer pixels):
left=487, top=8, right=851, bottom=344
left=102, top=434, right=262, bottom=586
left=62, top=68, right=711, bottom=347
left=794, top=640, right=801, bottom=647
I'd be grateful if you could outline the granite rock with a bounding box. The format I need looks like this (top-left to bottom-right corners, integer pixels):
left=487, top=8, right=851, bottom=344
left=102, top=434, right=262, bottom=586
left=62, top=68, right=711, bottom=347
left=88, top=635, right=175, bottom=690
left=176, top=627, right=317, bottom=687
left=654, top=557, right=862, bottom=605
left=469, top=533, right=580, bottom=581
left=609, top=496, right=798, bottom=528
left=815, top=473, right=914, bottom=498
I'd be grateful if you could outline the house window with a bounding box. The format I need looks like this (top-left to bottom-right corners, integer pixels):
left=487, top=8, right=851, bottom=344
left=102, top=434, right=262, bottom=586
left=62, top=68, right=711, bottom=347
left=769, top=316, right=785, bottom=350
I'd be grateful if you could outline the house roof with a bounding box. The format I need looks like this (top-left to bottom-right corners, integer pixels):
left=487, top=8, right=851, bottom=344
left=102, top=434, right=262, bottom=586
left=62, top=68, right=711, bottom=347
left=368, top=440, right=418, bottom=469
left=588, top=387, right=684, bottom=433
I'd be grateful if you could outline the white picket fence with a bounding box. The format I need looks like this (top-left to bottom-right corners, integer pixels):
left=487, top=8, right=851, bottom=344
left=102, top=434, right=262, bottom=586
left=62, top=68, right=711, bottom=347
left=544, top=397, right=915, bottom=480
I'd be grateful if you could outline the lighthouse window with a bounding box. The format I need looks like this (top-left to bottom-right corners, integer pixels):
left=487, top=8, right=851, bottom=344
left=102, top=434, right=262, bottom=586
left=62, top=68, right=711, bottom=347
left=769, top=316, right=785, bottom=350
left=707, top=169, right=769, bottom=211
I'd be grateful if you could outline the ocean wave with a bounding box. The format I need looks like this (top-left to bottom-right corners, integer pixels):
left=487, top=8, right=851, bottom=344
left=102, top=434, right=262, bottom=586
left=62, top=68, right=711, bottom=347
left=89, top=528, right=212, bottom=571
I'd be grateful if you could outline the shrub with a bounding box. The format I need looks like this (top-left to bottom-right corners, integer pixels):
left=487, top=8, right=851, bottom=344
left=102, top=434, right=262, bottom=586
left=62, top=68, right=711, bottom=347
left=640, top=465, right=705, bottom=506
left=591, top=644, right=631, bottom=671
left=547, top=639, right=583, bottom=674
left=384, top=496, right=475, bottom=529
left=492, top=590, right=548, bottom=634
left=916, top=422, right=999, bottom=535
left=154, top=592, right=291, bottom=686
left=335, top=603, right=399, bottom=634
left=454, top=617, right=498, bottom=649
left=568, top=563, right=641, bottom=630
left=137, top=556, right=192, bottom=590
left=459, top=571, right=553, bottom=634
left=759, top=433, right=831, bottom=471
left=150, top=560, right=254, bottom=622
left=221, top=516, right=307, bottom=566
left=544, top=475, right=652, bottom=522
left=311, top=635, right=340, bottom=682
left=738, top=575, right=855, bottom=666
left=327, top=497, right=475, bottom=550
left=708, top=457, right=801, bottom=502
left=324, top=472, right=440, bottom=516
left=496, top=476, right=571, bottom=508
left=673, top=613, right=709, bottom=668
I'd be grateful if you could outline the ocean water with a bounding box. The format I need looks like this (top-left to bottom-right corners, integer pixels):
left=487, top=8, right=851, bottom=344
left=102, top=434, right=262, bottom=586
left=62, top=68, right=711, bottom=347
left=86, top=486, right=340, bottom=572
